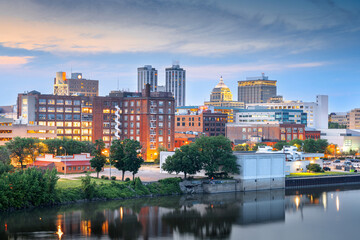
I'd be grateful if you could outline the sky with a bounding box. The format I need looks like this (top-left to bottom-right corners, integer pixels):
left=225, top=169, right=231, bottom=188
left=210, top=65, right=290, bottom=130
left=0, top=0, right=360, bottom=112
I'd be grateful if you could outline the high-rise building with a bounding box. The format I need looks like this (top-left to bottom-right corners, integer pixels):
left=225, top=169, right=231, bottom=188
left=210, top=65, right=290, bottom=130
left=137, top=65, right=158, bottom=92
left=204, top=77, right=244, bottom=108
left=165, top=64, right=186, bottom=107
left=17, top=84, right=175, bottom=161
left=238, top=74, right=277, bottom=104
left=53, top=72, right=99, bottom=96
left=329, top=112, right=348, bottom=127
left=235, top=109, right=307, bottom=125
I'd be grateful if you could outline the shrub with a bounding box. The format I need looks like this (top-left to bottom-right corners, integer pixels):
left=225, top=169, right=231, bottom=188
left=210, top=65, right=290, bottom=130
left=104, top=176, right=109, bottom=180
left=101, top=175, right=106, bottom=179
left=307, top=163, right=323, bottom=172
left=111, top=176, right=116, bottom=180
left=125, top=177, right=130, bottom=182
left=81, top=174, right=96, bottom=200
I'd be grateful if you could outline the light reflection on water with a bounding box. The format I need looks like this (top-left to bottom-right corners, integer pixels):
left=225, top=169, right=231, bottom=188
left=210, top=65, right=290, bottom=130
left=1, top=185, right=359, bottom=240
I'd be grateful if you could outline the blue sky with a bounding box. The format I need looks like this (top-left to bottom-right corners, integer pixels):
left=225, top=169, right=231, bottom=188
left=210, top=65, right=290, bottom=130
left=0, top=0, right=360, bottom=112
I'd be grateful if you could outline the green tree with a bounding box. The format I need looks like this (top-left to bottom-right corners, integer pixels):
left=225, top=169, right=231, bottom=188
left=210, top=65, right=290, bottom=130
left=233, top=144, right=251, bottom=151
left=303, top=139, right=317, bottom=153
left=307, top=163, right=323, bottom=172
left=154, top=145, right=168, bottom=164
left=328, top=122, right=347, bottom=129
left=123, top=139, right=144, bottom=180
left=0, top=146, right=10, bottom=165
left=194, top=135, right=239, bottom=178
left=6, top=137, right=29, bottom=168
left=162, top=144, right=203, bottom=179
left=315, top=139, right=328, bottom=153
left=110, top=139, right=126, bottom=180
left=273, top=141, right=287, bottom=151
left=90, top=139, right=106, bottom=178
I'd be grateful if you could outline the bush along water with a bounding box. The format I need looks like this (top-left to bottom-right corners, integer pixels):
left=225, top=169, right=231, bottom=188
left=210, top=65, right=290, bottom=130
left=0, top=165, right=182, bottom=211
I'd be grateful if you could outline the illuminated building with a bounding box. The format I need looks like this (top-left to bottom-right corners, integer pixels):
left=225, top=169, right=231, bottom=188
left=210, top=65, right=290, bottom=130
left=0, top=123, right=56, bottom=146
left=17, top=84, right=175, bottom=161
left=138, top=65, right=158, bottom=92
left=246, top=95, right=328, bottom=129
left=235, top=109, right=307, bottom=125
left=226, top=123, right=306, bottom=144
left=238, top=74, right=277, bottom=103
left=176, top=105, right=241, bottom=123
left=204, top=76, right=244, bottom=108
left=53, top=72, right=99, bottom=96
left=165, top=63, right=186, bottom=107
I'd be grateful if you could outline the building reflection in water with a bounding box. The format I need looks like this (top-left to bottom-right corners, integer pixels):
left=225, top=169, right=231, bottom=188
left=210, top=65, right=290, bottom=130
left=0, top=190, right=287, bottom=239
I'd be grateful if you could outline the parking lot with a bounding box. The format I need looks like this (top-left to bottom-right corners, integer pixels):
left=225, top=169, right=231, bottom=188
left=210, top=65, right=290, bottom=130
left=323, top=159, right=360, bottom=172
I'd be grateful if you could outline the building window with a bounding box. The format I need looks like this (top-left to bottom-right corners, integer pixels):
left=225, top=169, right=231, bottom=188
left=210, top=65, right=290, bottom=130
left=56, top=114, right=63, bottom=120
left=48, top=107, right=55, bottom=112
left=48, top=99, right=55, bottom=105
left=57, top=99, right=64, bottom=105
left=56, top=107, right=64, bottom=112
left=48, top=114, right=55, bottom=120
left=65, top=114, right=72, bottom=120
left=65, top=108, right=72, bottom=113
left=159, top=108, right=164, bottom=114
left=159, top=136, right=163, bottom=142
left=65, top=100, right=72, bottom=105
left=56, top=122, right=63, bottom=127
left=73, top=115, right=80, bottom=120
left=74, top=100, right=81, bottom=105
left=65, top=129, right=72, bottom=134
left=64, top=122, right=72, bottom=127
left=73, top=108, right=80, bottom=113
left=39, top=99, right=46, bottom=104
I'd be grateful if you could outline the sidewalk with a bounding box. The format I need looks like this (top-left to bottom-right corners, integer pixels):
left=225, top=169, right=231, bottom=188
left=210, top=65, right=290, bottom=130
left=59, top=165, right=179, bottom=182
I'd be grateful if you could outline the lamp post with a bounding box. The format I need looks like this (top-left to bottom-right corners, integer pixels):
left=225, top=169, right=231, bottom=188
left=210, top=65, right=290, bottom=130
left=60, top=146, right=67, bottom=175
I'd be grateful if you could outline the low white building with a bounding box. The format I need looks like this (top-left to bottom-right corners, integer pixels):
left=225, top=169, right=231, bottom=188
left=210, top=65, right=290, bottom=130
left=319, top=128, right=360, bottom=152
left=257, top=146, right=324, bottom=174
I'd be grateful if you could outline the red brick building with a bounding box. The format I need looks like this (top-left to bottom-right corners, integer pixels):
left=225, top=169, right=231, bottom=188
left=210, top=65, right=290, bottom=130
left=17, top=85, right=175, bottom=161
left=305, top=129, right=321, bottom=140
left=34, top=153, right=94, bottom=173
left=175, top=110, right=227, bottom=137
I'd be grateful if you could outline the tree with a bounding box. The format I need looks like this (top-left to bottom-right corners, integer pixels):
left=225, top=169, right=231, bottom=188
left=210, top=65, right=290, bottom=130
left=0, top=146, right=10, bottom=165
left=328, top=122, right=346, bottom=129
left=233, top=144, right=251, bottom=151
left=110, top=139, right=126, bottom=180
left=194, top=135, right=239, bottom=178
left=90, top=139, right=106, bottom=178
left=6, top=137, right=29, bottom=168
left=315, top=139, right=328, bottom=153
left=43, top=138, right=95, bottom=156
left=154, top=145, right=168, bottom=164
left=273, top=141, right=287, bottom=151
left=162, top=144, right=202, bottom=179
left=123, top=139, right=144, bottom=180
left=307, top=163, right=323, bottom=172
left=111, top=139, right=144, bottom=181
left=303, top=139, right=328, bottom=153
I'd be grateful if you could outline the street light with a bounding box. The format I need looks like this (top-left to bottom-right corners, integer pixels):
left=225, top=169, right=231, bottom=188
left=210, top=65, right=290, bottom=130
left=60, top=146, right=67, bottom=175
left=102, top=149, right=111, bottom=178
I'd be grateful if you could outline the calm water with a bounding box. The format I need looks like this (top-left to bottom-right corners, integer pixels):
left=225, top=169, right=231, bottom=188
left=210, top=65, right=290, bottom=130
left=1, top=186, right=360, bottom=240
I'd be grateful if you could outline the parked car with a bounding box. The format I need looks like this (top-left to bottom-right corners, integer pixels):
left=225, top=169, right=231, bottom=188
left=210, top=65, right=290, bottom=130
left=323, top=167, right=331, bottom=171
left=333, top=159, right=341, bottom=163
left=351, top=159, right=360, bottom=162
left=344, top=161, right=352, bottom=165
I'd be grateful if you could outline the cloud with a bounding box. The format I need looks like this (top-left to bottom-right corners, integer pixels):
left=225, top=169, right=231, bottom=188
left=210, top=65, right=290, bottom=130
left=185, top=61, right=329, bottom=80
left=0, top=0, right=358, bottom=56
left=0, top=56, right=34, bottom=65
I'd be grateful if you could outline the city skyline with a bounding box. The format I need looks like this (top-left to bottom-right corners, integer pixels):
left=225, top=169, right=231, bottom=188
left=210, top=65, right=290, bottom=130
left=1, top=0, right=360, bottom=112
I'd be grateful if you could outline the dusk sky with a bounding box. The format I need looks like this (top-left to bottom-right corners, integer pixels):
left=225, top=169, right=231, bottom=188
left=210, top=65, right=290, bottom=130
left=1, top=0, right=360, bottom=112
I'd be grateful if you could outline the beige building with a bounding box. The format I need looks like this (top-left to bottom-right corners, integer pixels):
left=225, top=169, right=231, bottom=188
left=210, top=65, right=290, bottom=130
left=347, top=109, right=360, bottom=129
left=204, top=77, right=244, bottom=108
left=54, top=72, right=99, bottom=96
left=0, top=124, right=57, bottom=145
left=329, top=112, right=348, bottom=127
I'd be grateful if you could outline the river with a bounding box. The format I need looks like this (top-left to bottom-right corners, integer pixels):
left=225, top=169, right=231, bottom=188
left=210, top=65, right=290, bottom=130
left=1, top=185, right=360, bottom=239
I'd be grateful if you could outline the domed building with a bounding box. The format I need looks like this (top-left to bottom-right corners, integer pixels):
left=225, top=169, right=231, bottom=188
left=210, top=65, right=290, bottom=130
left=205, top=77, right=244, bottom=108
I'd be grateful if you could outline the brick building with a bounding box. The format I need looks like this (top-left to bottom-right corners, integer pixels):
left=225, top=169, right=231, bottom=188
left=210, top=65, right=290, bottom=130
left=17, top=85, right=175, bottom=161
left=175, top=110, right=227, bottom=137
left=305, top=129, right=321, bottom=140
left=226, top=123, right=305, bottom=144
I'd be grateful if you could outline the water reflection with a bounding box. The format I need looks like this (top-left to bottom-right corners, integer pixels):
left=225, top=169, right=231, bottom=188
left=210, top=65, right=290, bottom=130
left=0, top=186, right=359, bottom=239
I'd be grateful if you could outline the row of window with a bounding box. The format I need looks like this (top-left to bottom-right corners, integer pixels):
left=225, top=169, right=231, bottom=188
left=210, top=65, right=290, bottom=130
left=39, top=99, right=81, bottom=105
left=39, top=107, right=81, bottom=113
left=38, top=121, right=91, bottom=127
left=39, top=114, right=81, bottom=121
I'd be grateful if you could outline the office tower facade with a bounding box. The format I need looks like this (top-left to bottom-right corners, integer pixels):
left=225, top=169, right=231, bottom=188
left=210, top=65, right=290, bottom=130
left=17, top=84, right=175, bottom=161
left=53, top=72, right=99, bottom=96
left=165, top=64, right=186, bottom=107
left=138, top=65, right=158, bottom=92
left=238, top=74, right=277, bottom=104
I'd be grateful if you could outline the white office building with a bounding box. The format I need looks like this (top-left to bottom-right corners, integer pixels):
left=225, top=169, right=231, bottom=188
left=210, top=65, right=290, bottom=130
left=137, top=65, right=158, bottom=92
left=246, top=95, right=328, bottom=129
left=165, top=64, right=186, bottom=107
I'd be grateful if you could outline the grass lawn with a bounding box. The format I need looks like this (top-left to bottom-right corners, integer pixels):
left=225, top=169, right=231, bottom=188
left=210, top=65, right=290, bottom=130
left=56, top=177, right=115, bottom=189
left=287, top=172, right=359, bottom=178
